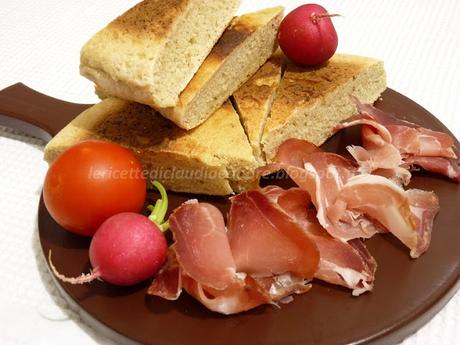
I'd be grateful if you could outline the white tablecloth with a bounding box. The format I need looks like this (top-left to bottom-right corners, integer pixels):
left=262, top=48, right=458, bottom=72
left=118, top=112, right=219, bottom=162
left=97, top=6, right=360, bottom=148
left=0, top=1, right=458, bottom=344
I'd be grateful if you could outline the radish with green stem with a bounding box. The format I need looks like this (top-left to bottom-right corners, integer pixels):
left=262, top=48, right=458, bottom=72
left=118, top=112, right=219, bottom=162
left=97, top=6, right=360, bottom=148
left=49, top=181, right=169, bottom=286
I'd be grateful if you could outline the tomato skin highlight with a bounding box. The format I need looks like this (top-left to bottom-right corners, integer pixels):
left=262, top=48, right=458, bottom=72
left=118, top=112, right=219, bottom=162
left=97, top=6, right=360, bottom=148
left=43, top=140, right=146, bottom=236
left=278, top=4, right=338, bottom=66
left=89, top=213, right=168, bottom=286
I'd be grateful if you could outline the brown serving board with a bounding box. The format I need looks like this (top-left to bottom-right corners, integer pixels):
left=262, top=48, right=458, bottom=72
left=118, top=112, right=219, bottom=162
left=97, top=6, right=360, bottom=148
left=1, top=83, right=459, bottom=345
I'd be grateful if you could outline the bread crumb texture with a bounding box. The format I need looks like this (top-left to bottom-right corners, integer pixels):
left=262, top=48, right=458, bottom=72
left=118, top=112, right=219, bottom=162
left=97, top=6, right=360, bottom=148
left=81, top=0, right=241, bottom=108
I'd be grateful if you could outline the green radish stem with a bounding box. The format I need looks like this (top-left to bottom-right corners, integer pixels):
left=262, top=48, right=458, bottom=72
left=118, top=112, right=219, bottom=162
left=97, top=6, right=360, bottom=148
left=48, top=250, right=101, bottom=284
left=148, top=181, right=170, bottom=232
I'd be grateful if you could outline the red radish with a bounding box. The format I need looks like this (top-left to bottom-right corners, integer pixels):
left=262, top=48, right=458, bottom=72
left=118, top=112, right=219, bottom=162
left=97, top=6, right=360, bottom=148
left=49, top=181, right=170, bottom=286
left=278, top=4, right=339, bottom=66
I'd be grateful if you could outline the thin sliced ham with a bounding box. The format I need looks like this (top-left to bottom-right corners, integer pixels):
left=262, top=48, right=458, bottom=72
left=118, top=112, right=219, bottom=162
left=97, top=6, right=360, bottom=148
left=404, top=156, right=460, bottom=182
left=275, top=138, right=321, bottom=168
left=255, top=274, right=312, bottom=303
left=335, top=116, right=393, bottom=143
left=150, top=255, right=273, bottom=315
left=228, top=190, right=319, bottom=279
left=330, top=174, right=438, bottom=258
left=258, top=151, right=382, bottom=240
left=169, top=201, right=238, bottom=290
left=407, top=189, right=440, bottom=257
left=181, top=274, right=272, bottom=315
left=261, top=186, right=377, bottom=296
left=336, top=118, right=409, bottom=185
left=151, top=198, right=319, bottom=314
left=388, top=125, right=456, bottom=158
left=353, top=98, right=459, bottom=181
left=354, top=97, right=418, bottom=128
left=347, top=144, right=405, bottom=177
left=147, top=250, right=182, bottom=300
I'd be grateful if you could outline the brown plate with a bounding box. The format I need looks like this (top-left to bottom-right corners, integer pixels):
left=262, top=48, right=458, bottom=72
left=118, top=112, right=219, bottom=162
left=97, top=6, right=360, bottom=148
left=1, top=84, right=459, bottom=345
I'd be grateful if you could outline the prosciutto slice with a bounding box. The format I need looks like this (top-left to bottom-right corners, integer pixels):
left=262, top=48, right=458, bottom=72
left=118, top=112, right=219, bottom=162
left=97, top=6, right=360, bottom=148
left=407, top=189, right=440, bottom=257
left=169, top=201, right=238, bottom=290
left=181, top=274, right=272, bottom=315
left=150, top=199, right=320, bottom=315
left=275, top=138, right=321, bottom=167
left=147, top=250, right=182, bottom=300
left=388, top=126, right=456, bottom=158
left=353, top=98, right=459, bottom=181
left=336, top=118, right=410, bottom=185
left=330, top=174, right=438, bottom=258
left=255, top=274, right=312, bottom=303
left=404, top=156, right=460, bottom=182
left=228, top=190, right=319, bottom=278
left=258, top=151, right=382, bottom=240
left=335, top=116, right=393, bottom=143
left=261, top=186, right=376, bottom=295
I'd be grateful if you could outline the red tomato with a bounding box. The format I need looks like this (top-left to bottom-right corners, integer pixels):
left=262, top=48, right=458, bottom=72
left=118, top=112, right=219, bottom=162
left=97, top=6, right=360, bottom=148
left=278, top=4, right=338, bottom=66
left=43, top=140, right=146, bottom=236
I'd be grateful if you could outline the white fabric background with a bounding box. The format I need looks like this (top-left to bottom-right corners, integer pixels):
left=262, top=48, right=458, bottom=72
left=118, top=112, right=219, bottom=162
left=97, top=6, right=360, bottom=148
left=0, top=1, right=458, bottom=344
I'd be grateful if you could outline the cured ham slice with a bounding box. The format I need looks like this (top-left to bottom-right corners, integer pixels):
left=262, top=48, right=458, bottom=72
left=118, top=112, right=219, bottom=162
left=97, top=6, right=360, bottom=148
left=258, top=151, right=382, bottom=240
left=150, top=198, right=320, bottom=314
left=346, top=144, right=406, bottom=178
left=147, top=250, right=182, bottom=300
left=353, top=98, right=459, bottom=181
left=335, top=116, right=393, bottom=143
left=280, top=153, right=358, bottom=238
left=228, top=190, right=319, bottom=278
left=388, top=125, right=456, bottom=158
left=336, top=118, right=410, bottom=185
left=261, top=186, right=377, bottom=296
left=181, top=274, right=272, bottom=315
left=331, top=174, right=416, bottom=248
left=407, top=189, right=440, bottom=257
left=404, top=156, right=460, bottom=182
left=356, top=99, right=456, bottom=157
left=169, top=201, right=238, bottom=290
left=149, top=254, right=273, bottom=315
left=330, top=174, right=438, bottom=258
left=275, top=138, right=321, bottom=168
left=255, top=274, right=312, bottom=303
left=354, top=97, right=419, bottom=128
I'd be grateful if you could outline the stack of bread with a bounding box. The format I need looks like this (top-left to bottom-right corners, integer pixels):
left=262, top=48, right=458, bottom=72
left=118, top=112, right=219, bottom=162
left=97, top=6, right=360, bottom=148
left=44, top=0, right=387, bottom=195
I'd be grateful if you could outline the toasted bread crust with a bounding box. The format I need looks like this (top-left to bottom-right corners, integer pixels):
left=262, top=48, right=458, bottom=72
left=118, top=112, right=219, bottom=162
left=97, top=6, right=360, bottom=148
left=233, top=51, right=284, bottom=108
left=110, top=0, right=189, bottom=39
left=233, top=51, right=284, bottom=164
left=158, top=7, right=284, bottom=129
left=267, top=55, right=367, bottom=129
left=44, top=99, right=257, bottom=196
left=262, top=54, right=387, bottom=161
left=81, top=0, right=241, bottom=108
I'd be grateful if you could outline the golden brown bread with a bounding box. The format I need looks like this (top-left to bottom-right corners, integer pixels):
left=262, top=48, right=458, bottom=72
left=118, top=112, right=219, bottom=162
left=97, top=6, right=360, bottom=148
left=143, top=6, right=284, bottom=129
left=80, top=0, right=241, bottom=108
left=44, top=99, right=258, bottom=196
left=262, top=54, right=387, bottom=161
left=233, top=50, right=284, bottom=164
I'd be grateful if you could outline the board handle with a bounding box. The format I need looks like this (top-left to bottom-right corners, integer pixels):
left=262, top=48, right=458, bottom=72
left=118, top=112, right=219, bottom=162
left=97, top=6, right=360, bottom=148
left=0, top=83, right=91, bottom=141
